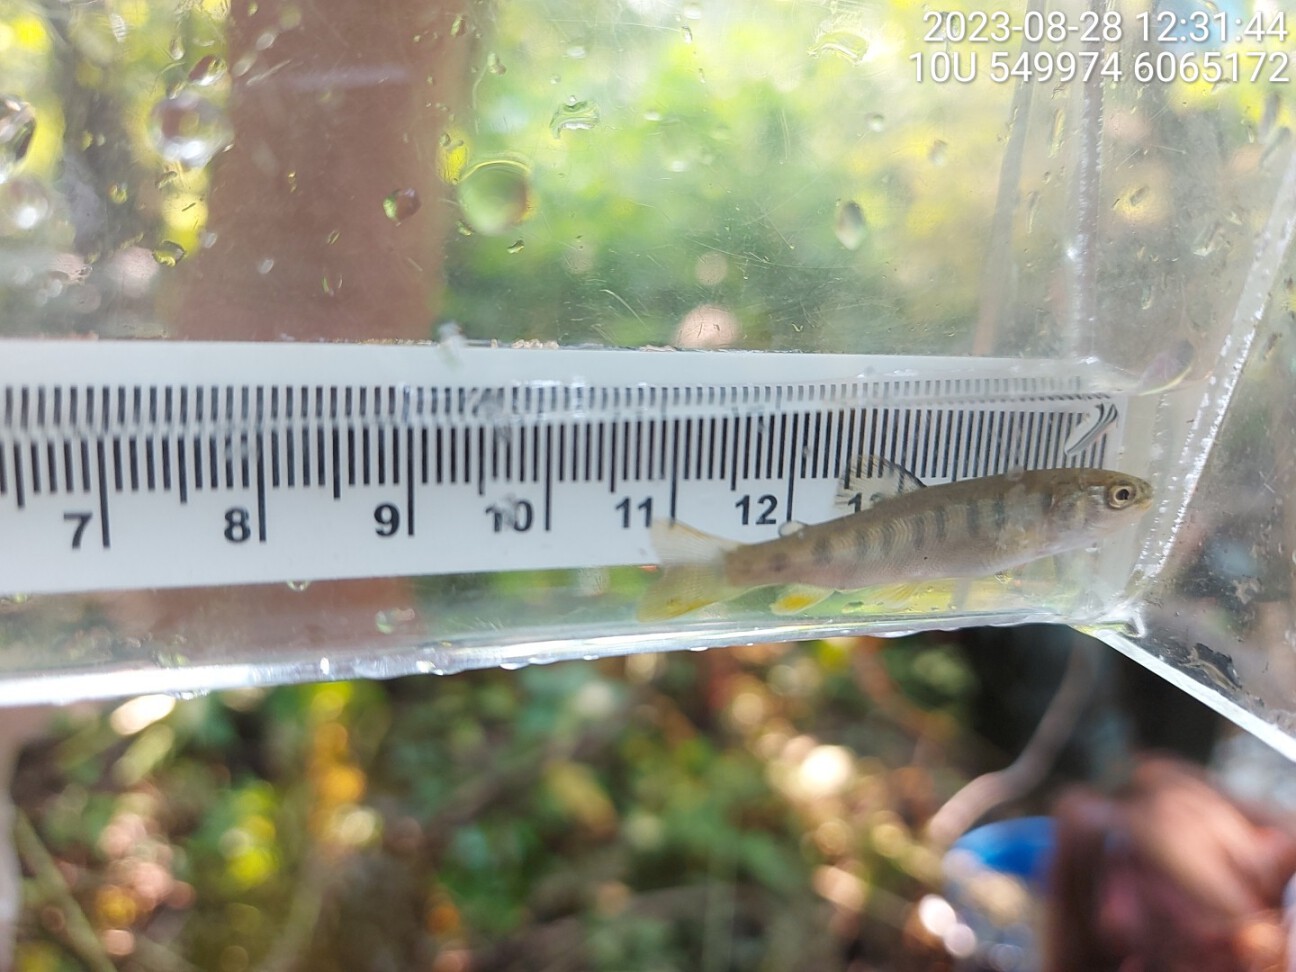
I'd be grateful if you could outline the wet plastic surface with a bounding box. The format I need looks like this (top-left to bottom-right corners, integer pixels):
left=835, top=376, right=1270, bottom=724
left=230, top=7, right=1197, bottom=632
left=2, top=0, right=1296, bottom=752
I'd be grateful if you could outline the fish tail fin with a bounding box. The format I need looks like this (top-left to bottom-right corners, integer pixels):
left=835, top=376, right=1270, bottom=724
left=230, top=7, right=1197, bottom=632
left=638, top=520, right=739, bottom=621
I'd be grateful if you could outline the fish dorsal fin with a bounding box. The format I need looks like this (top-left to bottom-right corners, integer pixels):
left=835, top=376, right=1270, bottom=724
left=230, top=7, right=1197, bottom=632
left=649, top=519, right=740, bottom=566
left=777, top=520, right=807, bottom=538
left=1062, top=401, right=1119, bottom=458
left=834, top=455, right=926, bottom=514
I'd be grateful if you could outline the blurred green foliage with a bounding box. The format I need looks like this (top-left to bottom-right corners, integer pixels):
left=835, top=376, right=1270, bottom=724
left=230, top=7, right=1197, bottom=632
left=14, top=636, right=981, bottom=970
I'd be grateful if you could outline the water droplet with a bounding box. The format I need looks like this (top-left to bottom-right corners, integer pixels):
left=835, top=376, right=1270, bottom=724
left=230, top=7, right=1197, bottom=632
left=286, top=580, right=311, bottom=592
left=456, top=158, right=534, bottom=235
left=257, top=257, right=275, bottom=274
left=810, top=28, right=869, bottom=64
left=169, top=34, right=185, bottom=61
left=149, top=91, right=232, bottom=169
left=450, top=14, right=467, bottom=36
left=549, top=98, right=600, bottom=138
left=507, top=239, right=524, bottom=254
left=0, top=97, right=37, bottom=185
left=325, top=228, right=340, bottom=245
left=834, top=199, right=867, bottom=250
left=188, top=54, right=228, bottom=87
left=928, top=140, right=948, bottom=166
left=565, top=44, right=587, bottom=59
left=1049, top=108, right=1066, bottom=156
left=436, top=320, right=471, bottom=365
left=152, top=241, right=186, bottom=267
left=486, top=51, right=506, bottom=75
left=231, top=52, right=257, bottom=78
left=1263, top=126, right=1292, bottom=168
left=1128, top=184, right=1150, bottom=207
left=108, top=182, right=128, bottom=204
left=438, top=320, right=466, bottom=361
left=1192, top=221, right=1224, bottom=257
left=682, top=26, right=693, bottom=43
left=0, top=178, right=50, bottom=231
left=867, top=113, right=885, bottom=132
left=438, top=134, right=468, bottom=183
left=383, top=187, right=421, bottom=223
left=1262, top=330, right=1281, bottom=361
left=374, top=607, right=417, bottom=635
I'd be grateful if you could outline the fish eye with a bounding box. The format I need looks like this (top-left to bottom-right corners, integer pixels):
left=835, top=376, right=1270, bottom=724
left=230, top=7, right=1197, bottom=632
left=1106, top=483, right=1137, bottom=509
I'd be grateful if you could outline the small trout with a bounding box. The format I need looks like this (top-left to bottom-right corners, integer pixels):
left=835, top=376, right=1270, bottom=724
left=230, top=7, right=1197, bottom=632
left=639, top=463, right=1152, bottom=620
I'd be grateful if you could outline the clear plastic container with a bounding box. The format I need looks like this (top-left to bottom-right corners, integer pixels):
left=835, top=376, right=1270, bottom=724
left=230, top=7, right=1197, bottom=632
left=1, top=0, right=1294, bottom=753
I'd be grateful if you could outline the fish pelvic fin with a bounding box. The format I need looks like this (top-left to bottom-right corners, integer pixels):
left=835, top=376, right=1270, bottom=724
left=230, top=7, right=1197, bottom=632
left=637, top=563, right=733, bottom=621
left=639, top=520, right=741, bottom=621
left=770, top=584, right=833, bottom=616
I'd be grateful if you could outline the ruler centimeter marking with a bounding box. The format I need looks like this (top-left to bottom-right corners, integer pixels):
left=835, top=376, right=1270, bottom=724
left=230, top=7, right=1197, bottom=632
left=0, top=342, right=1129, bottom=595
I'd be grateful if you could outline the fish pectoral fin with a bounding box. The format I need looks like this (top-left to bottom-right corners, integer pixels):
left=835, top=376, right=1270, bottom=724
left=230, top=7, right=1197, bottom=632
left=838, top=582, right=932, bottom=614
left=770, top=584, right=834, bottom=616
left=834, top=454, right=927, bottom=515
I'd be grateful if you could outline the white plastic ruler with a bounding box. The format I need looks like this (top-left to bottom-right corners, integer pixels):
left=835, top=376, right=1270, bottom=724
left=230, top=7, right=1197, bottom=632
left=0, top=341, right=1128, bottom=595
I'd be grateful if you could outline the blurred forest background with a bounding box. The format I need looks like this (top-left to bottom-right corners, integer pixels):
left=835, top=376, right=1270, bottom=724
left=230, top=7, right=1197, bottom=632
left=12, top=634, right=980, bottom=971
left=9, top=630, right=1230, bottom=971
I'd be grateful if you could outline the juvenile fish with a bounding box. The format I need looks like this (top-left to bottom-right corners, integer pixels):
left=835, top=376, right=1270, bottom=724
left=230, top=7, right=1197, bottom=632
left=639, top=464, right=1152, bottom=620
